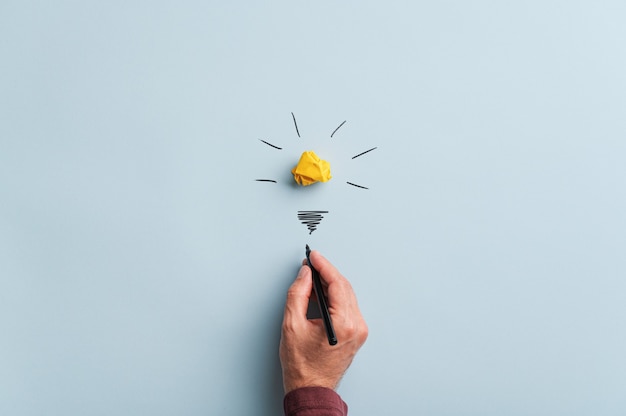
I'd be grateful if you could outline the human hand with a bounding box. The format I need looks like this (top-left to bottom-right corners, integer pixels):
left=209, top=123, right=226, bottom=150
left=279, top=250, right=368, bottom=394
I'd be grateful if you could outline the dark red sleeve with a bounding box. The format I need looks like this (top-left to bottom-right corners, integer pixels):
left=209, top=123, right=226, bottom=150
left=283, top=387, right=348, bottom=416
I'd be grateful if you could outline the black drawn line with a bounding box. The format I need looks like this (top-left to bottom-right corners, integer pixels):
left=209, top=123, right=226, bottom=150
left=352, top=147, right=377, bottom=159
left=259, top=139, right=282, bottom=150
left=256, top=179, right=277, bottom=183
left=298, top=210, right=329, bottom=234
left=291, top=112, right=301, bottom=138
left=330, top=120, right=346, bottom=138
left=346, top=182, right=369, bottom=190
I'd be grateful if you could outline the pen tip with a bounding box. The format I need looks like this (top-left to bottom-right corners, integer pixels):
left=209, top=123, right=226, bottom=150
left=306, top=244, right=310, bottom=250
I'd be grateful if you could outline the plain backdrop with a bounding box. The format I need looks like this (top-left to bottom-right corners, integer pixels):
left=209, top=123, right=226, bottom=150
left=1, top=1, right=625, bottom=415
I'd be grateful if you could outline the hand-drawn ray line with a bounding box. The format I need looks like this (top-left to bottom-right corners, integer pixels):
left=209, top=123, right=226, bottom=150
left=352, top=147, right=377, bottom=159
left=330, top=120, right=346, bottom=138
left=259, top=139, right=282, bottom=150
left=256, top=179, right=277, bottom=183
left=346, top=181, right=369, bottom=190
left=291, top=112, right=301, bottom=138
left=298, top=210, right=329, bottom=234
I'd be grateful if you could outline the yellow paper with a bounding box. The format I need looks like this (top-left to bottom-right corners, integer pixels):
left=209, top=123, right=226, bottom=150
left=291, top=151, right=332, bottom=186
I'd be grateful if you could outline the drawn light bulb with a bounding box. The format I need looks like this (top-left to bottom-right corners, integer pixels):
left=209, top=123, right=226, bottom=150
left=255, top=112, right=376, bottom=234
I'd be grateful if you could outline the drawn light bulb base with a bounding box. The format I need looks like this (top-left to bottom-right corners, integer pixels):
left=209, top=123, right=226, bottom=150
left=297, top=210, right=329, bottom=234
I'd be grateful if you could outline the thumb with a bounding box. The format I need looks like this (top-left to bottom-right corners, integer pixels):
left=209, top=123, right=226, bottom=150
left=284, top=265, right=313, bottom=321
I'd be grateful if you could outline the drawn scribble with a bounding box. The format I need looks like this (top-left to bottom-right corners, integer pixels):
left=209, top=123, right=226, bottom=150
left=352, top=147, right=377, bottom=159
left=291, top=112, right=301, bottom=138
left=256, top=179, right=277, bottom=183
left=259, top=139, right=282, bottom=150
left=330, top=120, right=346, bottom=138
left=346, top=182, right=369, bottom=190
left=298, top=210, right=329, bottom=234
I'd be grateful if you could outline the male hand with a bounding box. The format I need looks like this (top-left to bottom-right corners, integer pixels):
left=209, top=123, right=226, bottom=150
left=279, top=250, right=368, bottom=394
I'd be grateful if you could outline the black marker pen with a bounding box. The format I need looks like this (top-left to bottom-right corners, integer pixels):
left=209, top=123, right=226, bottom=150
left=306, top=245, right=338, bottom=346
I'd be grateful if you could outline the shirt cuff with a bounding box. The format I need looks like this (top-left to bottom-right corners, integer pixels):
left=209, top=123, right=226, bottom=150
left=284, top=387, right=348, bottom=416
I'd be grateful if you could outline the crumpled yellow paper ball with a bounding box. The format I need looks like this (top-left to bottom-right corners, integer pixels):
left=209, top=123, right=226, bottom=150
left=291, top=151, right=332, bottom=186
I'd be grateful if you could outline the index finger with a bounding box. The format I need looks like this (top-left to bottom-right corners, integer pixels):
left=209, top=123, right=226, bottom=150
left=308, top=250, right=357, bottom=312
left=308, top=250, right=348, bottom=287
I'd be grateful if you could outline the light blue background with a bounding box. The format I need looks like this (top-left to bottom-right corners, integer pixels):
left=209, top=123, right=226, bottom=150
left=1, top=1, right=625, bottom=415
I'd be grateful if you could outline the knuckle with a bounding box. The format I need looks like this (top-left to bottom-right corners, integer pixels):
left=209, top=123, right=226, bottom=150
left=339, top=278, right=354, bottom=292
left=342, top=318, right=369, bottom=344
left=281, top=308, right=304, bottom=335
left=342, top=320, right=359, bottom=338
left=358, top=320, right=369, bottom=343
left=281, top=318, right=298, bottom=336
left=286, top=286, right=300, bottom=301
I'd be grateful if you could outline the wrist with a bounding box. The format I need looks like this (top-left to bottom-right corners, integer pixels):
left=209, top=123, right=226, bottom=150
left=283, top=375, right=338, bottom=394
